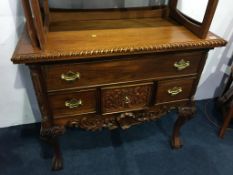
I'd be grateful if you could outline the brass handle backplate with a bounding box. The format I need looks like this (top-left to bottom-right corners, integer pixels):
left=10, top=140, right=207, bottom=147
left=65, top=99, right=83, bottom=109
left=61, top=71, right=80, bottom=82
left=168, top=87, right=183, bottom=96
left=174, top=59, right=190, bottom=71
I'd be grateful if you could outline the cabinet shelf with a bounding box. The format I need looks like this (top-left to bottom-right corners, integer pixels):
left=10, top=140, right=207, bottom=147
left=12, top=0, right=226, bottom=64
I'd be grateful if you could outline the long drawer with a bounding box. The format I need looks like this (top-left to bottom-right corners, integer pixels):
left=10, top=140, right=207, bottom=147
left=43, top=51, right=206, bottom=91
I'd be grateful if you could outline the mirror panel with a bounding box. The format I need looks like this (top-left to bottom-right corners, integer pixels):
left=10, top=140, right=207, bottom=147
left=176, top=0, right=209, bottom=23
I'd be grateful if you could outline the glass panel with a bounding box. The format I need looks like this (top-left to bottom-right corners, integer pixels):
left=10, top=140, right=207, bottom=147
left=48, top=0, right=169, bottom=9
left=176, top=0, right=208, bottom=23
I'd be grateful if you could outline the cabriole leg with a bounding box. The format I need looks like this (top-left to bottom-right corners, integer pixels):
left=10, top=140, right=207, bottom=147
left=171, top=106, right=196, bottom=149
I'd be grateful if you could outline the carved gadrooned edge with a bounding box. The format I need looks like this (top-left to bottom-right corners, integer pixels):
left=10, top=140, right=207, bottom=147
left=66, top=105, right=172, bottom=131
left=12, top=39, right=227, bottom=64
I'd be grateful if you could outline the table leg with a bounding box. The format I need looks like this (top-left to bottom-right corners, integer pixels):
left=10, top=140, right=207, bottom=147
left=171, top=106, right=196, bottom=149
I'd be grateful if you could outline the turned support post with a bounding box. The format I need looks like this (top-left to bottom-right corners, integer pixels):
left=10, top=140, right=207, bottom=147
left=171, top=106, right=196, bottom=149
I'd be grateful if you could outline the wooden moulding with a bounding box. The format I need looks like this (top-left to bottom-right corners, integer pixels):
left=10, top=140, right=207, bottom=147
left=169, top=0, right=219, bottom=39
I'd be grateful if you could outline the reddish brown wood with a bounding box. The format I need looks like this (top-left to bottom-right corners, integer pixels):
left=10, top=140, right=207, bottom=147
left=51, top=138, right=63, bottom=171
left=11, top=6, right=226, bottom=61
left=29, top=65, right=65, bottom=171
left=43, top=0, right=50, bottom=32
left=21, top=0, right=38, bottom=47
left=156, top=77, right=196, bottom=104
left=48, top=89, right=97, bottom=118
left=43, top=51, right=205, bottom=91
left=11, top=1, right=227, bottom=171
left=29, top=65, right=52, bottom=129
left=50, top=6, right=167, bottom=23
left=171, top=106, right=196, bottom=149
left=30, top=0, right=46, bottom=49
left=219, top=107, right=233, bottom=138
left=101, top=83, right=152, bottom=114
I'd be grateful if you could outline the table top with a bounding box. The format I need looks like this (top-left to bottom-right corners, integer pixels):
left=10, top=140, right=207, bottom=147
left=12, top=17, right=226, bottom=64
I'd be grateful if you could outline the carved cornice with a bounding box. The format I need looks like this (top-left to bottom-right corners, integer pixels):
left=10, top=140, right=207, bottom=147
left=12, top=39, right=227, bottom=64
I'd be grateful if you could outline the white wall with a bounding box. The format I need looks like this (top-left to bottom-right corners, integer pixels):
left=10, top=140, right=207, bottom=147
left=0, top=1, right=41, bottom=127
left=0, top=0, right=232, bottom=128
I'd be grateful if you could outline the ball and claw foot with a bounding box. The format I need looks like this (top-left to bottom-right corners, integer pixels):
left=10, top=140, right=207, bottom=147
left=52, top=156, right=63, bottom=171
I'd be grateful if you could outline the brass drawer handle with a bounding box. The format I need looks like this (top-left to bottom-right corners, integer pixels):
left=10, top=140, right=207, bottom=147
left=174, top=59, right=190, bottom=71
left=65, top=99, right=83, bottom=109
left=168, top=87, right=183, bottom=96
left=61, top=71, right=80, bottom=82
left=124, top=96, right=131, bottom=104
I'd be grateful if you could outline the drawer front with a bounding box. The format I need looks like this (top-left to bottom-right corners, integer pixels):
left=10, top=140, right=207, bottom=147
left=156, top=77, right=196, bottom=104
left=44, top=51, right=205, bottom=91
left=48, top=89, right=96, bottom=118
left=101, top=83, right=152, bottom=114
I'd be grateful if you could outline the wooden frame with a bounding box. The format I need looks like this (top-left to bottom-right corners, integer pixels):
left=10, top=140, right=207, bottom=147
left=21, top=0, right=38, bottom=48
left=169, top=0, right=219, bottom=38
left=21, top=0, right=47, bottom=49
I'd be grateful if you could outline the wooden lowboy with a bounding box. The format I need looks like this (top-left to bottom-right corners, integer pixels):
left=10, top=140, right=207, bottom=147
left=12, top=0, right=226, bottom=171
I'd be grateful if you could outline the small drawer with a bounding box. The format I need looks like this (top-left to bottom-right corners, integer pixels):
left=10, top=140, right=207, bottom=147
left=101, top=83, right=152, bottom=114
left=43, top=51, right=206, bottom=91
left=156, top=78, right=196, bottom=104
left=48, top=89, right=96, bottom=118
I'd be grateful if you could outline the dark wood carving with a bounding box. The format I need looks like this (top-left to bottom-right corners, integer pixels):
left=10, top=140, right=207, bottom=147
left=102, top=84, right=152, bottom=113
left=66, top=105, right=171, bottom=131
left=116, top=106, right=169, bottom=129
left=40, top=126, right=66, bottom=138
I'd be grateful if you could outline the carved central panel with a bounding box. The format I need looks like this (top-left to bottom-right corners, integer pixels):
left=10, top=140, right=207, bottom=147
left=101, top=83, right=152, bottom=114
